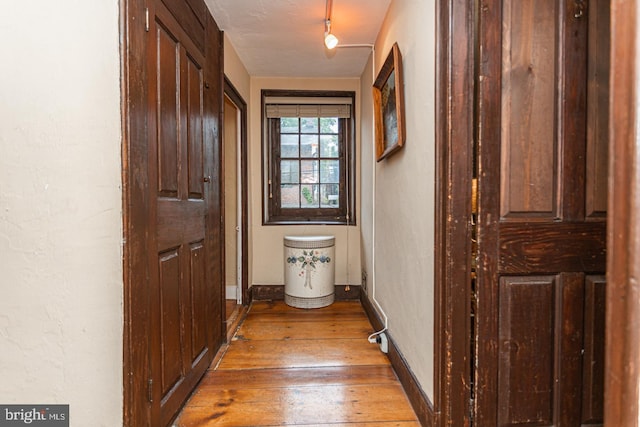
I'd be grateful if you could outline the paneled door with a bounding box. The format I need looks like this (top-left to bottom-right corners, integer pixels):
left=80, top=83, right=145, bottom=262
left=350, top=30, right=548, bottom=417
left=146, top=0, right=223, bottom=425
left=474, top=1, right=608, bottom=425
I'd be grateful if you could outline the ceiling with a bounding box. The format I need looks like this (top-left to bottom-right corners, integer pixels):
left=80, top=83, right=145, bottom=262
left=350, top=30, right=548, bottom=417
left=204, top=0, right=391, bottom=78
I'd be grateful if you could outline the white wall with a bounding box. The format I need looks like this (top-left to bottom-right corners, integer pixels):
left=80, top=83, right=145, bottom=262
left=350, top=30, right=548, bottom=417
left=249, top=77, right=362, bottom=288
left=223, top=34, right=251, bottom=103
left=223, top=35, right=252, bottom=287
left=360, top=0, right=437, bottom=398
left=0, top=2, right=123, bottom=425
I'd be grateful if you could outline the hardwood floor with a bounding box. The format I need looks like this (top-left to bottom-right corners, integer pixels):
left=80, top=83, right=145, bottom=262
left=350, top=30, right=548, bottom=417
left=175, top=301, right=420, bottom=426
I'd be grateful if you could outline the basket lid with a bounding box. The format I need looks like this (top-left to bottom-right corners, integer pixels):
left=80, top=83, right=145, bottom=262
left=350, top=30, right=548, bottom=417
left=284, top=235, right=335, bottom=248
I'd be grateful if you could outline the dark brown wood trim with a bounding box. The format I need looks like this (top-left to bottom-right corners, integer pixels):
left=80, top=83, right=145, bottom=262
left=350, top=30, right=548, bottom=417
left=606, top=1, right=640, bottom=424
left=260, top=89, right=357, bottom=225
left=474, top=0, right=502, bottom=424
left=361, top=293, right=436, bottom=426
left=251, top=285, right=285, bottom=301
left=334, top=285, right=360, bottom=300
left=121, top=0, right=152, bottom=424
left=225, top=304, right=249, bottom=343
left=251, top=285, right=361, bottom=301
left=224, top=76, right=250, bottom=306
left=208, top=16, right=226, bottom=355
left=434, top=0, right=474, bottom=425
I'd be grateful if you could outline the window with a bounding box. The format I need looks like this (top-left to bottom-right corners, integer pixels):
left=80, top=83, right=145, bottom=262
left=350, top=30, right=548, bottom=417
left=263, top=90, right=355, bottom=224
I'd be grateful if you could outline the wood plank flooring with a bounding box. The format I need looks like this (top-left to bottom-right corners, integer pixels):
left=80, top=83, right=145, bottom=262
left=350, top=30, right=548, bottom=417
left=175, top=301, right=419, bottom=426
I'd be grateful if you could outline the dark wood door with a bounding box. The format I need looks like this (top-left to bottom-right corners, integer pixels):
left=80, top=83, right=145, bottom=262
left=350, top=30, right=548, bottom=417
left=475, top=1, right=608, bottom=425
left=146, top=0, right=223, bottom=425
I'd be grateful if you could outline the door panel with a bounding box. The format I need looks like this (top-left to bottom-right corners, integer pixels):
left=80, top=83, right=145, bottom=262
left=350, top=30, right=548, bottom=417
left=582, top=275, right=606, bottom=425
left=159, top=248, right=183, bottom=396
left=476, top=1, right=608, bottom=426
left=157, top=26, right=180, bottom=197
left=187, top=57, right=204, bottom=199
left=498, top=276, right=555, bottom=426
left=585, top=0, right=609, bottom=219
left=122, top=0, right=223, bottom=424
left=148, top=1, right=222, bottom=425
left=500, top=0, right=556, bottom=218
left=189, top=240, right=208, bottom=363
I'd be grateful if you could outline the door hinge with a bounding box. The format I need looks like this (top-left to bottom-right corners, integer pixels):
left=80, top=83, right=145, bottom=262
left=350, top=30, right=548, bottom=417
left=148, top=378, right=153, bottom=402
left=470, top=178, right=478, bottom=278
left=469, top=395, right=475, bottom=425
left=268, top=179, right=273, bottom=199
left=145, top=8, right=150, bottom=32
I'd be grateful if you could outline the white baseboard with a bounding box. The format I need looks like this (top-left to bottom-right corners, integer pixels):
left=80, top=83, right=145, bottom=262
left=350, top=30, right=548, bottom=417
left=226, top=285, right=237, bottom=300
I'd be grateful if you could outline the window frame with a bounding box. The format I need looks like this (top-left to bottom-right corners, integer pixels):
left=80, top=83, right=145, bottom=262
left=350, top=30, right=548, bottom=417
left=262, top=90, right=356, bottom=225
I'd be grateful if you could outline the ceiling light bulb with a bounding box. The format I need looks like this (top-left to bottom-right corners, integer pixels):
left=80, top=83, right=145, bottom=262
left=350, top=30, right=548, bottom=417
left=325, top=33, right=339, bottom=49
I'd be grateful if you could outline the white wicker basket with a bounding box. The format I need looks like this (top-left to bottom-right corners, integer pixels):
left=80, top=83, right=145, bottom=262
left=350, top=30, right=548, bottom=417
left=283, top=235, right=335, bottom=308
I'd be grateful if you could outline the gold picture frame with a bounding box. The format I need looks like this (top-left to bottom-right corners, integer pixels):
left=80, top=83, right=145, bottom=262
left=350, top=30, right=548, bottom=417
left=373, top=42, right=405, bottom=162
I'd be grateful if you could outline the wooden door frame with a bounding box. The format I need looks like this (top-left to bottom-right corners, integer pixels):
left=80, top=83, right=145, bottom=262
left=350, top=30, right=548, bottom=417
left=434, top=0, right=474, bottom=425
left=121, top=0, right=152, bottom=424
left=606, top=1, right=640, bottom=424
left=120, top=0, right=225, bottom=424
left=436, top=0, right=640, bottom=426
left=223, top=77, right=249, bottom=306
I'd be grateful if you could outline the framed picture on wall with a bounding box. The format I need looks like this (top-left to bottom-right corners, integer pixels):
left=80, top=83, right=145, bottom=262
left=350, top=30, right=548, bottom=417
left=373, top=42, right=405, bottom=162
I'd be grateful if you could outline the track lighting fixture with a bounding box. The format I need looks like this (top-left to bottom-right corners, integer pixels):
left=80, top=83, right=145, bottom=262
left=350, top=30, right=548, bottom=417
left=324, top=19, right=338, bottom=49
left=323, top=0, right=374, bottom=51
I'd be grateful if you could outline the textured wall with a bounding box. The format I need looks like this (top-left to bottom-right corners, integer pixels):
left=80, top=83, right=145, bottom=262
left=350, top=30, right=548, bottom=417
left=248, top=77, right=362, bottom=287
left=0, top=2, right=123, bottom=425
left=360, top=0, right=437, bottom=397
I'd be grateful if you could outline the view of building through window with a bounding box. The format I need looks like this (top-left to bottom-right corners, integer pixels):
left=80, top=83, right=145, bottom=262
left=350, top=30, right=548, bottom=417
left=263, top=89, right=354, bottom=224
left=280, top=117, right=340, bottom=209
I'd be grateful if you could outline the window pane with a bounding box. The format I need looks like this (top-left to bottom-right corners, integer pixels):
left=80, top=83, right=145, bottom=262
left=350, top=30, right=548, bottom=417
left=301, top=184, right=319, bottom=208
left=320, top=160, right=339, bottom=183
left=320, top=135, right=339, bottom=157
left=320, top=117, right=338, bottom=133
left=301, top=117, right=318, bottom=133
left=321, top=184, right=340, bottom=208
left=281, top=160, right=299, bottom=184
left=281, top=184, right=299, bottom=208
left=301, top=160, right=319, bottom=183
left=281, top=134, right=299, bottom=157
left=280, top=117, right=299, bottom=133
left=301, top=135, right=318, bottom=157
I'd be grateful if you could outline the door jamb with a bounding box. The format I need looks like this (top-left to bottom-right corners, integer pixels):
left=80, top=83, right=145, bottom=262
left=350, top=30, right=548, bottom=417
left=434, top=0, right=475, bottom=425
left=223, top=76, right=249, bottom=306
left=605, top=1, right=640, bottom=424
left=121, top=0, right=152, bottom=424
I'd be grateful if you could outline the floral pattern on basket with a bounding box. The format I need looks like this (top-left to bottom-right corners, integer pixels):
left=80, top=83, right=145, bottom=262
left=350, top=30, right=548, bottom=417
left=286, top=249, right=331, bottom=289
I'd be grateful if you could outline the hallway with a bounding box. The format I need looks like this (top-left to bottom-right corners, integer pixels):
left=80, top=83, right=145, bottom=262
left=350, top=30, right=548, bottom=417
left=175, top=301, right=419, bottom=426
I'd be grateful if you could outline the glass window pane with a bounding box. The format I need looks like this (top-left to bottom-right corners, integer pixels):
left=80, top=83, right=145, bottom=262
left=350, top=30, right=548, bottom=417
left=280, top=117, right=299, bottom=133
left=300, top=160, right=319, bottom=184
left=281, top=134, right=299, bottom=157
left=320, top=160, right=339, bottom=183
left=301, top=184, right=319, bottom=208
left=300, top=135, right=318, bottom=157
left=281, top=160, right=299, bottom=184
left=320, top=117, right=338, bottom=133
left=320, top=135, right=339, bottom=157
left=301, top=118, right=318, bottom=133
left=281, top=184, right=299, bottom=208
left=321, top=184, right=340, bottom=208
